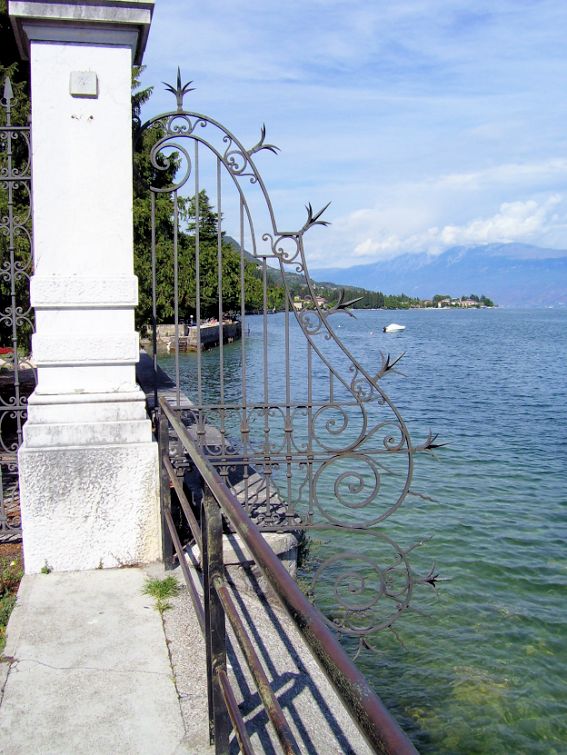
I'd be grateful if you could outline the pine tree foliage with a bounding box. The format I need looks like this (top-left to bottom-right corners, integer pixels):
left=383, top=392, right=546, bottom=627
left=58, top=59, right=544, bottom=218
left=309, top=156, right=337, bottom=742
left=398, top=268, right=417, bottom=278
left=0, top=1, right=32, bottom=348
left=132, top=77, right=286, bottom=326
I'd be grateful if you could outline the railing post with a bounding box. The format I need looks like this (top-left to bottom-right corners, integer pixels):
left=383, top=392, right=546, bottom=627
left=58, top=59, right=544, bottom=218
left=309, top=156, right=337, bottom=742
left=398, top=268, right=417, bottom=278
left=157, top=409, right=174, bottom=570
left=202, top=491, right=230, bottom=753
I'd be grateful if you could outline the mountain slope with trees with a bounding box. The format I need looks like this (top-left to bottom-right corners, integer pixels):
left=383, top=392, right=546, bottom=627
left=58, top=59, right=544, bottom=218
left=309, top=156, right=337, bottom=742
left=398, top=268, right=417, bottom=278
left=311, top=244, right=567, bottom=307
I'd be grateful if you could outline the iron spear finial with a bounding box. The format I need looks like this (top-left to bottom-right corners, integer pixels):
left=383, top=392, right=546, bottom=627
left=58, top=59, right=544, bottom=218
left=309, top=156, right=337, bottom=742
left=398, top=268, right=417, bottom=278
left=3, top=76, right=14, bottom=105
left=163, top=67, right=195, bottom=112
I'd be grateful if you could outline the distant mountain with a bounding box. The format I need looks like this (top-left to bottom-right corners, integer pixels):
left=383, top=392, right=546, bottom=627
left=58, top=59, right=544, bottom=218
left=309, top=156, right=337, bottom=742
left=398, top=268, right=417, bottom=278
left=309, top=244, right=567, bottom=307
left=225, top=235, right=373, bottom=296
left=224, top=235, right=303, bottom=288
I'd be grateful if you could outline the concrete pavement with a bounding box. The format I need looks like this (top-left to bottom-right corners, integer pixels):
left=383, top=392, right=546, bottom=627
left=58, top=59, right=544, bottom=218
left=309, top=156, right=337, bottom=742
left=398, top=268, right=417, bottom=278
left=0, top=561, right=377, bottom=754
left=0, top=567, right=188, bottom=755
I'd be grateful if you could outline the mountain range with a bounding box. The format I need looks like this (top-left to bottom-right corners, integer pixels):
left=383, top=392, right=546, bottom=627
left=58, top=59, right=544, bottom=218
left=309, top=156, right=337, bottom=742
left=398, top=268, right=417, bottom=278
left=309, top=243, right=567, bottom=308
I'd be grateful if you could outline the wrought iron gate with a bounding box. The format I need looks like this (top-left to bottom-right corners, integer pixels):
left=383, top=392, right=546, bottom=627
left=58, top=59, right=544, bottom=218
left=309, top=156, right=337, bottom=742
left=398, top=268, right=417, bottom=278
left=137, top=72, right=439, bottom=648
left=0, top=77, right=33, bottom=543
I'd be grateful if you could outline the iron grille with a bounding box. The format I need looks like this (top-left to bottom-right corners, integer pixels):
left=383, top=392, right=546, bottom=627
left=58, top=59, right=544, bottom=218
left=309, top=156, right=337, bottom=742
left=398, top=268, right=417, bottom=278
left=0, top=76, right=33, bottom=543
left=137, top=71, right=440, bottom=651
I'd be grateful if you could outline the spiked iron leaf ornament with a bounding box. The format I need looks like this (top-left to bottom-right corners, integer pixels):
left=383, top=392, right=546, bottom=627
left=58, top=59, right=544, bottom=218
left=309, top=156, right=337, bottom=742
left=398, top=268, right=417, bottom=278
left=302, top=201, right=331, bottom=232
left=375, top=351, right=406, bottom=380
left=163, top=68, right=195, bottom=111
left=416, top=431, right=447, bottom=451
left=422, top=564, right=440, bottom=588
left=327, top=288, right=364, bottom=317
left=248, top=124, right=280, bottom=156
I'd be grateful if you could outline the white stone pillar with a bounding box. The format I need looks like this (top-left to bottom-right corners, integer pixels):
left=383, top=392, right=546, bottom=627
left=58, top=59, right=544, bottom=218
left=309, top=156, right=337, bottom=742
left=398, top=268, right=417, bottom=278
left=10, top=0, right=161, bottom=573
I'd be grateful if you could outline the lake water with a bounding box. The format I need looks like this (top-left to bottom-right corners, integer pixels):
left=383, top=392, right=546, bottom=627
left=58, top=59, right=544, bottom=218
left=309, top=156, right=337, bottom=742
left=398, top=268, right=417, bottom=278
left=159, top=307, right=567, bottom=753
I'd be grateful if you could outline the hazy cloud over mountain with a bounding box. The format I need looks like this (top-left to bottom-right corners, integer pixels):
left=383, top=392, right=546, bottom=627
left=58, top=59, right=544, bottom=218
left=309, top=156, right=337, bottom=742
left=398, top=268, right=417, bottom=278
left=326, top=194, right=566, bottom=265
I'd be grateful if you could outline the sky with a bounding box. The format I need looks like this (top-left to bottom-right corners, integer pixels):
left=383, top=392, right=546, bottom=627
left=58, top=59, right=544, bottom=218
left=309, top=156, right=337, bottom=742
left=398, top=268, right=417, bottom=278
left=140, top=0, right=567, bottom=269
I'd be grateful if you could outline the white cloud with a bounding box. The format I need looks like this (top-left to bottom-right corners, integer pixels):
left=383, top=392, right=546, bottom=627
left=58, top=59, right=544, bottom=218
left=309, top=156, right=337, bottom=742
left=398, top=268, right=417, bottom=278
left=339, top=195, right=564, bottom=262
left=431, top=160, right=567, bottom=192
left=434, top=196, right=561, bottom=248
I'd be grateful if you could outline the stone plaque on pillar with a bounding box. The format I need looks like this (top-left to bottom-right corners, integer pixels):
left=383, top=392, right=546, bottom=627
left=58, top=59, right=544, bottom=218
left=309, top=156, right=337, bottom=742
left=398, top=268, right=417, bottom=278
left=9, top=0, right=161, bottom=573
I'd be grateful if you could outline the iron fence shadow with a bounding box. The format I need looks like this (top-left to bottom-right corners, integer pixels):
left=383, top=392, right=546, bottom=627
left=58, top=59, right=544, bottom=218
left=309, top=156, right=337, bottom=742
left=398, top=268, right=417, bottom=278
left=158, top=395, right=418, bottom=755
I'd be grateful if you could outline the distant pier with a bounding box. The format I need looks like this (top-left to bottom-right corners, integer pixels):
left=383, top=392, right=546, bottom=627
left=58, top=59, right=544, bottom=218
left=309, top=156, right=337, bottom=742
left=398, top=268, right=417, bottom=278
left=151, top=321, right=242, bottom=352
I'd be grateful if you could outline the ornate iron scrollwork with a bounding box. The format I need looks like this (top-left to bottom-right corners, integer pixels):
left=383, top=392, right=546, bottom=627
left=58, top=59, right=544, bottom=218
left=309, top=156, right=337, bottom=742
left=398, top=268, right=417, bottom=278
left=138, top=72, right=442, bottom=652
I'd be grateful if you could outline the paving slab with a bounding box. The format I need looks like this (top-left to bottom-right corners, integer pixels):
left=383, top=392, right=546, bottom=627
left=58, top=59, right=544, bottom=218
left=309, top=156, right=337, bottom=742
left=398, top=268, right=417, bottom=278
left=0, top=567, right=188, bottom=755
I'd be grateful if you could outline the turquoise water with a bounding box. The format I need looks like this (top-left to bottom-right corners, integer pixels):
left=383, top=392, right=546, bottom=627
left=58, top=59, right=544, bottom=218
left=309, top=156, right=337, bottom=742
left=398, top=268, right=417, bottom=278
left=160, top=308, right=567, bottom=753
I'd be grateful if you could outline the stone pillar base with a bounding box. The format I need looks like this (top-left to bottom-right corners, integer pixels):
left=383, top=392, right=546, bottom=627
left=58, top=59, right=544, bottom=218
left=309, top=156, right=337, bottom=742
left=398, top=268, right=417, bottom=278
left=18, top=440, right=160, bottom=574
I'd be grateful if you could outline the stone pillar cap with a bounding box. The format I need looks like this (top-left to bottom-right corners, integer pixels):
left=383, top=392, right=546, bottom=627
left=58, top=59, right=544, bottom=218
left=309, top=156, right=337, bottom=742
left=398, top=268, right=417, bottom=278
left=9, top=0, right=154, bottom=65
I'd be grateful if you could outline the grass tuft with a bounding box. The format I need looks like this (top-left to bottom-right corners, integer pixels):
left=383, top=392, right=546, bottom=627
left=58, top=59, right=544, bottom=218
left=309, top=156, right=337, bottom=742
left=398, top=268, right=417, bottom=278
left=0, top=556, right=23, bottom=654
left=0, top=557, right=23, bottom=595
left=142, top=576, right=181, bottom=615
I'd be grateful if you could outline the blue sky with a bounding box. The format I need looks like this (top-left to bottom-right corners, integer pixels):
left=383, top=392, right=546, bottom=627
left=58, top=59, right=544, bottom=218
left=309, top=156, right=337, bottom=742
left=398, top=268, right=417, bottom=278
left=141, top=0, right=567, bottom=268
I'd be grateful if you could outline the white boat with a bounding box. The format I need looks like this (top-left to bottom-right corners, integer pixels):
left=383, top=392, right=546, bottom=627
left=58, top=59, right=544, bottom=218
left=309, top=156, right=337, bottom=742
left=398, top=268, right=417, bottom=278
left=383, top=323, right=406, bottom=333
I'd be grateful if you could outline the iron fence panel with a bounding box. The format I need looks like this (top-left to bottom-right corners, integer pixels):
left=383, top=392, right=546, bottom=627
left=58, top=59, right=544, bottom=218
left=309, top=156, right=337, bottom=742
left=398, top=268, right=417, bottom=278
left=0, top=76, right=33, bottom=543
left=137, top=71, right=440, bottom=653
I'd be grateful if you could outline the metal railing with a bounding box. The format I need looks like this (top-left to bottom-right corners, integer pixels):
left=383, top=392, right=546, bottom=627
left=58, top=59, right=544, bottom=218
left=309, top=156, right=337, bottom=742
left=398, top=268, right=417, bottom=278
left=157, top=395, right=418, bottom=755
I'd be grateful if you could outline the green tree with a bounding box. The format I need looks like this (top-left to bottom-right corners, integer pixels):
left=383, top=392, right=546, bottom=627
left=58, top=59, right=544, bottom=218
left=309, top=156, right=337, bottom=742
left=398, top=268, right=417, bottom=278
left=0, top=3, right=32, bottom=350
left=0, top=0, right=28, bottom=95
left=181, top=190, right=280, bottom=318
left=266, top=284, right=285, bottom=312
left=132, top=67, right=185, bottom=330
left=180, top=189, right=221, bottom=242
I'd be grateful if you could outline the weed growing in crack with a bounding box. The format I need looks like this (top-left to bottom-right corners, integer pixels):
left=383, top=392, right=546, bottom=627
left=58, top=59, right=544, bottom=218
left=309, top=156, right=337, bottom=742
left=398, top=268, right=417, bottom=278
left=142, top=576, right=180, bottom=615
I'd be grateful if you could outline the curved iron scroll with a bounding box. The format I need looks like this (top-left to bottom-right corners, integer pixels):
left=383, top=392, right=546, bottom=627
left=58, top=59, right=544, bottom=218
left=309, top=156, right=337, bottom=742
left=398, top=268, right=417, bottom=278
left=138, top=72, right=440, bottom=651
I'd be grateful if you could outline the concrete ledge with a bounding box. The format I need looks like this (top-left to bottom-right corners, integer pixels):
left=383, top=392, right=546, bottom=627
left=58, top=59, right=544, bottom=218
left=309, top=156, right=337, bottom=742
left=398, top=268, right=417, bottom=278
left=31, top=274, right=139, bottom=308
left=9, top=0, right=155, bottom=64
left=189, top=531, right=299, bottom=604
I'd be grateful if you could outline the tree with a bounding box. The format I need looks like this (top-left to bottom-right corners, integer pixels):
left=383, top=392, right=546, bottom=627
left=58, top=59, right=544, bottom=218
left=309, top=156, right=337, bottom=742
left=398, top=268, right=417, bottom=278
left=0, top=1, right=28, bottom=95
left=181, top=190, right=278, bottom=318
left=179, top=190, right=221, bottom=242
left=0, top=3, right=32, bottom=349
left=132, top=67, right=184, bottom=330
